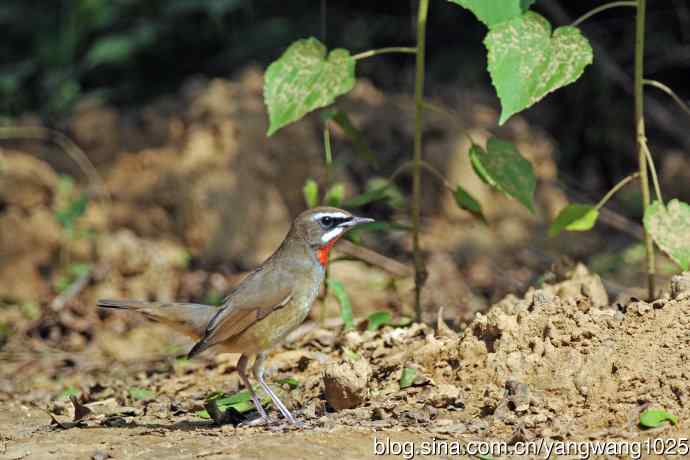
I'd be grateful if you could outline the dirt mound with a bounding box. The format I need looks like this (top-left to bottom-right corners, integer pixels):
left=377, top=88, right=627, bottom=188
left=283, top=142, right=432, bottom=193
left=281, top=265, right=689, bottom=440
left=456, top=267, right=689, bottom=438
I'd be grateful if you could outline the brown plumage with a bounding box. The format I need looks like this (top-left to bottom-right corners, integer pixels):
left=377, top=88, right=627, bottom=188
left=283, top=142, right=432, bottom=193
left=98, top=207, right=373, bottom=426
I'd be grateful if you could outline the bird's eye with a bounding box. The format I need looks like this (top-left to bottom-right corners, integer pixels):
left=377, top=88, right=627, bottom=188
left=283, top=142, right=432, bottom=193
left=320, top=216, right=334, bottom=227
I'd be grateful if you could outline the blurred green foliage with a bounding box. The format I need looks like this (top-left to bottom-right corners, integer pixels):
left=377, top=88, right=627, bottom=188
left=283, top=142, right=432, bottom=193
left=0, top=0, right=283, bottom=116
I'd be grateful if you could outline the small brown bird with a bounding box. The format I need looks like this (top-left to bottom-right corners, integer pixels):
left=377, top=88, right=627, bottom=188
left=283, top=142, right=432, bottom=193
left=98, top=207, right=373, bottom=426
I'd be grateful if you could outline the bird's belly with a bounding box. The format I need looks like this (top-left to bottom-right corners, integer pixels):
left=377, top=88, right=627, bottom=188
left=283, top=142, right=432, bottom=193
left=221, top=271, right=323, bottom=354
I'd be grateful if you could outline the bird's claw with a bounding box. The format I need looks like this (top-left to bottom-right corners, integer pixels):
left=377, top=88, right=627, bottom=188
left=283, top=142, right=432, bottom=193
left=238, top=414, right=273, bottom=427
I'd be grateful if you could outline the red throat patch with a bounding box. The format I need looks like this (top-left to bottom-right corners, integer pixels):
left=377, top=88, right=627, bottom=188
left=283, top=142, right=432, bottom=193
left=317, top=237, right=340, bottom=266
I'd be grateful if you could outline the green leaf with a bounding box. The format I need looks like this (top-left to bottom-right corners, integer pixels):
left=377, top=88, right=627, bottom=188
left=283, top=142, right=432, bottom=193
left=639, top=408, right=678, bottom=428
left=303, top=178, right=319, bottom=208
left=448, top=0, right=535, bottom=28
left=392, top=316, right=413, bottom=327
left=86, top=26, right=155, bottom=67
left=59, top=385, right=80, bottom=400
left=128, top=387, right=154, bottom=401
left=328, top=279, right=354, bottom=330
left=55, top=193, right=88, bottom=230
left=197, top=388, right=265, bottom=418
left=87, top=35, right=136, bottom=66
left=324, top=183, right=345, bottom=207
left=454, top=185, right=485, bottom=222
left=322, top=109, right=377, bottom=165
left=213, top=389, right=252, bottom=407
left=276, top=377, right=300, bottom=389
left=342, top=347, right=361, bottom=361
left=644, top=199, right=690, bottom=271
left=367, top=311, right=392, bottom=331
left=368, top=178, right=407, bottom=209
left=399, top=367, right=417, bottom=389
left=548, top=204, right=599, bottom=237
left=264, top=37, right=356, bottom=135
left=342, top=185, right=390, bottom=208
left=485, top=12, right=593, bottom=125
left=469, top=139, right=536, bottom=212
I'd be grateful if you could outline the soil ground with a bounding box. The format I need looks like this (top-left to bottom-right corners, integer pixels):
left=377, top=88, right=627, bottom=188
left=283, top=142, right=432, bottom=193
left=2, top=268, right=689, bottom=460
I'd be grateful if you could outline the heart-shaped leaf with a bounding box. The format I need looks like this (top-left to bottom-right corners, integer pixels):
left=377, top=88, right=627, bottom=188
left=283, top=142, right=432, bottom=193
left=549, top=204, right=599, bottom=237
left=454, top=185, right=485, bottom=222
left=264, top=37, right=356, bottom=135
left=485, top=12, right=593, bottom=125
left=303, top=178, right=319, bottom=208
left=644, top=199, right=690, bottom=270
left=639, top=408, right=678, bottom=428
left=448, top=0, right=536, bottom=28
left=469, top=138, right=536, bottom=212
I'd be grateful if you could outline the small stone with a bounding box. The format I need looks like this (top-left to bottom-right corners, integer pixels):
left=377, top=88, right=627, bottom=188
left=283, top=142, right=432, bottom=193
left=371, top=407, right=387, bottom=421
left=92, top=450, right=111, bottom=460
left=671, top=272, right=690, bottom=300
left=532, top=289, right=554, bottom=308
left=323, top=358, right=372, bottom=410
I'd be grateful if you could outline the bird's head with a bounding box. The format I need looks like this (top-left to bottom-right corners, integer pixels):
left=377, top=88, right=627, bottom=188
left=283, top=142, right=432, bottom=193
left=293, top=207, right=374, bottom=265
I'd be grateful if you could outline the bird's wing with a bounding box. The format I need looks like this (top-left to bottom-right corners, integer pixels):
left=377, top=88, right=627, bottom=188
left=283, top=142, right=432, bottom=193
left=187, top=268, right=293, bottom=356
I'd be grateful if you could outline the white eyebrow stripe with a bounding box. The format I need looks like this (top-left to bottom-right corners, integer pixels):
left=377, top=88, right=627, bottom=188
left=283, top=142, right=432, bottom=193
left=321, top=227, right=345, bottom=243
left=312, top=211, right=350, bottom=220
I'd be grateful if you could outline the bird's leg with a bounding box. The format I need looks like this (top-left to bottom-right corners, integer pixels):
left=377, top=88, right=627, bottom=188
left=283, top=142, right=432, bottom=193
left=237, top=353, right=270, bottom=423
left=252, top=352, right=301, bottom=426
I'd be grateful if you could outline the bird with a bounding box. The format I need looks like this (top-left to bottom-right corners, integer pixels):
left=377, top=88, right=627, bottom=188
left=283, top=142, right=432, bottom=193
left=97, top=207, right=374, bottom=426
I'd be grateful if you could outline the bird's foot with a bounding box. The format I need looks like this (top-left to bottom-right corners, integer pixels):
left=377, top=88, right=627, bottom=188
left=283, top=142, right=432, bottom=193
left=238, top=414, right=273, bottom=427
left=288, top=418, right=305, bottom=429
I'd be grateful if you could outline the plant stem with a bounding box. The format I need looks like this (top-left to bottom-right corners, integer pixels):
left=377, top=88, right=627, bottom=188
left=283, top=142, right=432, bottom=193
left=643, top=79, right=690, bottom=120
left=594, top=172, right=640, bottom=210
left=421, top=100, right=477, bottom=146
left=634, top=0, right=655, bottom=300
left=411, top=0, right=429, bottom=323
left=352, top=47, right=417, bottom=60
left=320, top=122, right=334, bottom=324
left=323, top=122, right=333, bottom=185
left=571, top=1, right=637, bottom=27
left=640, top=138, right=664, bottom=204
left=389, top=160, right=454, bottom=192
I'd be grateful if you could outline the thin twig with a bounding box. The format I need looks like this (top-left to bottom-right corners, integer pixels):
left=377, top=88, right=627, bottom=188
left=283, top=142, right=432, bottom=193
left=49, top=266, right=94, bottom=311
left=421, top=100, right=476, bottom=146
left=337, top=240, right=412, bottom=277
left=0, top=126, right=110, bottom=203
left=643, top=79, right=690, bottom=120
left=352, top=47, right=417, bottom=60
left=571, top=1, right=637, bottom=27
left=389, top=159, right=454, bottom=192
left=594, top=172, right=640, bottom=210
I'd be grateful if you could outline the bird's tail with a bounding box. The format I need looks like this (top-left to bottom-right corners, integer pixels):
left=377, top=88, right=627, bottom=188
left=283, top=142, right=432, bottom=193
left=97, top=299, right=217, bottom=340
